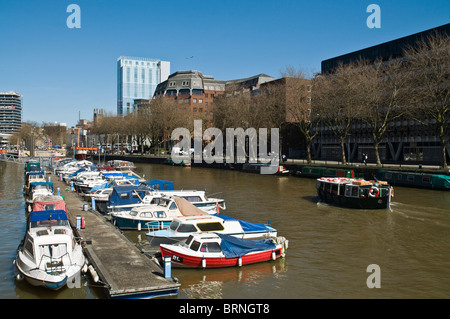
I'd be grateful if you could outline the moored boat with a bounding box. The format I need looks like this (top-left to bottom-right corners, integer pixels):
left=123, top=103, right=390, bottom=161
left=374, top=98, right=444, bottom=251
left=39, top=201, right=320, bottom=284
left=13, top=210, right=86, bottom=290
left=146, top=205, right=277, bottom=246
left=160, top=233, right=288, bottom=268
left=111, top=197, right=217, bottom=231
left=316, top=177, right=393, bottom=209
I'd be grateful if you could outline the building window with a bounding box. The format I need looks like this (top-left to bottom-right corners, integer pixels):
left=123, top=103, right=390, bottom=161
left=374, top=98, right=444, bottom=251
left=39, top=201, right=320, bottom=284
left=185, top=99, right=189, bottom=103
left=199, top=99, right=203, bottom=103
left=193, top=108, right=197, bottom=112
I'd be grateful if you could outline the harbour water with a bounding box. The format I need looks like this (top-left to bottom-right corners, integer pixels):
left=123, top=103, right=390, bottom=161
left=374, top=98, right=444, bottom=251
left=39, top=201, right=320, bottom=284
left=1, top=161, right=450, bottom=299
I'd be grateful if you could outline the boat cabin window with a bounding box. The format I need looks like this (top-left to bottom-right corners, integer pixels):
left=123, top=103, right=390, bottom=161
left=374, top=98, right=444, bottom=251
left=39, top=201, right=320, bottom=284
left=190, top=240, right=201, bottom=251
left=345, top=185, right=359, bottom=197
left=150, top=198, right=161, bottom=205
left=196, top=222, right=224, bottom=232
left=140, top=212, right=153, bottom=218
left=24, top=239, right=34, bottom=260
left=169, top=202, right=177, bottom=210
left=331, top=184, right=338, bottom=195
left=185, top=235, right=194, bottom=246
left=183, top=196, right=202, bottom=202
left=169, top=220, right=180, bottom=231
left=43, top=204, right=56, bottom=210
left=120, top=193, right=129, bottom=199
left=200, top=242, right=222, bottom=253
left=130, top=211, right=138, bottom=216
left=422, top=176, right=431, bottom=184
left=30, top=219, right=69, bottom=228
left=39, top=243, right=67, bottom=259
left=154, top=211, right=166, bottom=218
left=177, top=224, right=198, bottom=233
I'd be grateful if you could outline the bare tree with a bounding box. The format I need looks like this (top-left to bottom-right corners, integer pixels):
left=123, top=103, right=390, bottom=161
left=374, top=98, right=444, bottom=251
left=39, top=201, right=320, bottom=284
left=278, top=66, right=317, bottom=163
left=313, top=62, right=364, bottom=163
left=403, top=32, right=450, bottom=169
left=357, top=59, right=409, bottom=166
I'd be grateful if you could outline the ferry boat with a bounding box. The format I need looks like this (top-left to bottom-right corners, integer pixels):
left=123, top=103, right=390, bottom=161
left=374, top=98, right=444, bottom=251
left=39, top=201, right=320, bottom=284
left=160, top=233, right=288, bottom=268
left=316, top=177, right=393, bottom=209
left=13, top=210, right=86, bottom=290
left=146, top=209, right=277, bottom=246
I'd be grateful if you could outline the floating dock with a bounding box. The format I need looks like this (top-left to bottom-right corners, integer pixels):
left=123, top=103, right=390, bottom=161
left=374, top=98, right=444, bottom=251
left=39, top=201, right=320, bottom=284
left=51, top=178, right=180, bottom=299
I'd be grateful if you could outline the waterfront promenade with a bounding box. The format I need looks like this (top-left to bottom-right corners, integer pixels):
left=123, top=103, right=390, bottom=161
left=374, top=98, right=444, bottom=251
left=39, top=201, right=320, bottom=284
left=51, top=177, right=180, bottom=299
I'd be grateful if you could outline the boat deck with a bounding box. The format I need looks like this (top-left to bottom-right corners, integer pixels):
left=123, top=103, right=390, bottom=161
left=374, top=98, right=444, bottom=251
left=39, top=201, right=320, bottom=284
left=52, top=178, right=180, bottom=299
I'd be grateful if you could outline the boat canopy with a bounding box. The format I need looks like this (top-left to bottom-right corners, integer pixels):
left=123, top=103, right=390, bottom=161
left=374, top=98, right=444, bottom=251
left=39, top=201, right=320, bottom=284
left=108, top=185, right=151, bottom=206
left=174, top=198, right=208, bottom=216
left=32, top=195, right=67, bottom=212
left=69, top=165, right=98, bottom=177
left=216, top=233, right=277, bottom=258
left=218, top=214, right=275, bottom=233
left=29, top=210, right=68, bottom=222
left=30, top=182, right=53, bottom=190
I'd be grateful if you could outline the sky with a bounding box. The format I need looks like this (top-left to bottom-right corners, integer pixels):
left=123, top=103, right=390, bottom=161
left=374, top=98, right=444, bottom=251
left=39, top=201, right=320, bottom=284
left=0, top=0, right=448, bottom=127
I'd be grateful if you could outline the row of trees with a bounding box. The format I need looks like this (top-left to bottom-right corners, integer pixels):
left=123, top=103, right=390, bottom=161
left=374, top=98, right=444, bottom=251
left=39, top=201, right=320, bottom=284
left=311, top=32, right=449, bottom=168
left=14, top=33, right=446, bottom=168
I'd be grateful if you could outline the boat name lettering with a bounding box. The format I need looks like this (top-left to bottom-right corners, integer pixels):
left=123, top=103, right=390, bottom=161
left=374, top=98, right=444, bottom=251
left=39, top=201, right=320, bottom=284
left=172, top=255, right=183, bottom=263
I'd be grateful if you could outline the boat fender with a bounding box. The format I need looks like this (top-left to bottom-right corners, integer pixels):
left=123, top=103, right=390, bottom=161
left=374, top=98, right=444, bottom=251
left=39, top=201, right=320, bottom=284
left=390, top=186, right=394, bottom=198
left=238, top=257, right=242, bottom=267
left=88, top=265, right=99, bottom=283
left=138, top=221, right=141, bottom=231
left=82, top=264, right=88, bottom=273
left=201, top=258, right=206, bottom=268
left=271, top=251, right=276, bottom=261
left=368, top=186, right=380, bottom=197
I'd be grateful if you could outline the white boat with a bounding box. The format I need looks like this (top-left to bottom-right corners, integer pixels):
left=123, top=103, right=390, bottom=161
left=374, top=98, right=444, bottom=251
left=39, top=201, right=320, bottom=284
left=14, top=210, right=86, bottom=290
left=25, top=182, right=54, bottom=210
left=111, top=197, right=216, bottom=231
left=146, top=201, right=277, bottom=246
left=141, top=190, right=226, bottom=213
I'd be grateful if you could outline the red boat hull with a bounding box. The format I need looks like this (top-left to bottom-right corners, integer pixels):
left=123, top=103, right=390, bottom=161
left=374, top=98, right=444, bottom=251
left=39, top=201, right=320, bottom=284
left=160, top=246, right=283, bottom=268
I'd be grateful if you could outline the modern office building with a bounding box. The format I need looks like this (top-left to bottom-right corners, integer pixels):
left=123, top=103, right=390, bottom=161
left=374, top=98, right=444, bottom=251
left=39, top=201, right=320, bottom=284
left=0, top=91, right=22, bottom=144
left=117, top=56, right=170, bottom=115
left=313, top=24, right=450, bottom=164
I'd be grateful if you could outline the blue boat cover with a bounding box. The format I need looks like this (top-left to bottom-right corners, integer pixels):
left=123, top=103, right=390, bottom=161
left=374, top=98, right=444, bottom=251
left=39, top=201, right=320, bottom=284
left=69, top=165, right=98, bottom=177
left=109, top=185, right=152, bottom=206
left=144, top=179, right=175, bottom=191
left=218, top=215, right=275, bottom=232
left=216, top=233, right=277, bottom=258
left=29, top=210, right=68, bottom=222
left=29, top=182, right=53, bottom=190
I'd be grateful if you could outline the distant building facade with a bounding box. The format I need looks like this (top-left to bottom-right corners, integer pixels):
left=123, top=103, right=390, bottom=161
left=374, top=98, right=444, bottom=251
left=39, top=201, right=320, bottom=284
left=154, top=70, right=275, bottom=123
left=315, top=24, right=450, bottom=164
left=0, top=91, right=22, bottom=143
left=117, top=56, right=170, bottom=115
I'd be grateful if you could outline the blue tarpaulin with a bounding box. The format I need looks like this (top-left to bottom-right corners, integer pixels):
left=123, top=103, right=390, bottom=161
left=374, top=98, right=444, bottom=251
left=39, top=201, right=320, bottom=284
left=30, top=210, right=68, bottom=222
left=218, top=215, right=275, bottom=233
left=216, top=233, right=277, bottom=258
left=108, top=184, right=152, bottom=207
left=144, top=179, right=175, bottom=191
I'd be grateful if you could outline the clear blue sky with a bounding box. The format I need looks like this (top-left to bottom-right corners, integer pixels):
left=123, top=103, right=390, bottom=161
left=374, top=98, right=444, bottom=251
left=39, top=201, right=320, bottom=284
left=0, top=0, right=448, bottom=127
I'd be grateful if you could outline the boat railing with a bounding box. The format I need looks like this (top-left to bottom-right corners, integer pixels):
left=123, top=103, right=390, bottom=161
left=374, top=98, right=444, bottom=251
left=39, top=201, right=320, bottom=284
left=37, top=251, right=73, bottom=274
